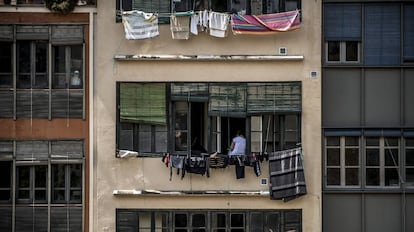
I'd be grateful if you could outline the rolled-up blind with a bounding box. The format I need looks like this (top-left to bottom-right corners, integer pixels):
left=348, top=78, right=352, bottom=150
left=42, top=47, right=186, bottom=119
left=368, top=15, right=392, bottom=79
left=120, top=83, right=166, bottom=125
left=51, top=25, right=84, bottom=45
left=208, top=83, right=247, bottom=117
left=404, top=5, right=414, bottom=62
left=0, top=25, right=13, bottom=41
left=247, top=82, right=301, bottom=114
left=16, top=25, right=49, bottom=40
left=170, top=83, right=208, bottom=102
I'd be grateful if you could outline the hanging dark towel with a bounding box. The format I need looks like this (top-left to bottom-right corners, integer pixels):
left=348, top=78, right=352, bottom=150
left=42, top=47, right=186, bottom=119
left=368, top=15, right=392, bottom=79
left=235, top=156, right=245, bottom=179
left=169, top=155, right=186, bottom=180
left=268, top=147, right=306, bottom=202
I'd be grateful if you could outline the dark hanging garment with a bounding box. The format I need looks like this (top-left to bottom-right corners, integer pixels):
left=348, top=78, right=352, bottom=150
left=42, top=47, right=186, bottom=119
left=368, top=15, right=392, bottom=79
left=268, top=147, right=306, bottom=202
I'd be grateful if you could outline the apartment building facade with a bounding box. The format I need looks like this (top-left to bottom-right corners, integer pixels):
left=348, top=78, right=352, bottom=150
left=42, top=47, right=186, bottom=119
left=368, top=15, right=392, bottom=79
left=94, top=0, right=321, bottom=231
left=0, top=1, right=95, bottom=231
left=322, top=1, right=414, bottom=232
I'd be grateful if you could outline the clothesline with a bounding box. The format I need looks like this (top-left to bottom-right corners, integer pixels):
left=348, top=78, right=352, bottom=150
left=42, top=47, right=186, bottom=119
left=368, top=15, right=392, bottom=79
left=121, top=9, right=301, bottom=40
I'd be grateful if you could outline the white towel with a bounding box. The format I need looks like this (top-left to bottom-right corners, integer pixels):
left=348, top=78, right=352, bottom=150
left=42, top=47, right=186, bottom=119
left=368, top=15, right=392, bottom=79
left=209, top=12, right=230, bottom=38
left=170, top=15, right=190, bottom=40
left=190, top=13, right=199, bottom=35
left=122, top=10, right=159, bottom=40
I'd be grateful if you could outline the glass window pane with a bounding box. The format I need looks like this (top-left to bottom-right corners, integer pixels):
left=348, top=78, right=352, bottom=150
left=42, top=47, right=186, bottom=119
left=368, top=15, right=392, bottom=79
left=366, top=137, right=379, bottom=146
left=385, top=149, right=399, bottom=166
left=18, top=166, right=30, bottom=188
left=327, top=168, right=340, bottom=185
left=345, top=168, right=359, bottom=185
left=265, top=213, right=280, bottom=232
left=53, top=46, right=67, bottom=89
left=366, top=168, right=380, bottom=186
left=175, top=213, right=187, bottom=227
left=345, top=136, right=358, bottom=146
left=54, top=190, right=65, bottom=201
left=406, top=168, right=414, bottom=186
left=406, top=149, right=414, bottom=166
left=345, top=148, right=359, bottom=166
left=328, top=41, right=340, bottom=61
left=345, top=41, right=359, bottom=61
left=192, top=213, right=206, bottom=227
left=366, top=149, right=379, bottom=166
left=385, top=168, right=399, bottom=186
left=230, top=213, right=244, bottom=227
left=406, top=138, right=414, bottom=147
left=250, top=213, right=263, bottom=232
left=17, top=41, right=31, bottom=88
left=34, top=42, right=48, bottom=89
left=385, top=137, right=398, bottom=146
left=327, top=148, right=340, bottom=166
left=0, top=42, right=12, bottom=88
left=35, top=166, right=47, bottom=188
left=212, top=213, right=226, bottom=229
left=326, top=136, right=340, bottom=146
left=70, top=164, right=82, bottom=188
left=139, top=125, right=151, bottom=152
left=53, top=164, right=66, bottom=188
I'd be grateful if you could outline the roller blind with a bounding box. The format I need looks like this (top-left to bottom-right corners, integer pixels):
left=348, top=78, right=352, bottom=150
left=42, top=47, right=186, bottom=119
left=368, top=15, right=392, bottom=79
left=170, top=83, right=209, bottom=102
left=324, top=4, right=362, bottom=41
left=364, top=4, right=400, bottom=65
left=208, top=83, right=247, bottom=117
left=120, top=83, right=166, bottom=125
left=404, top=5, right=414, bottom=62
left=51, top=25, right=84, bottom=45
left=247, top=82, right=301, bottom=114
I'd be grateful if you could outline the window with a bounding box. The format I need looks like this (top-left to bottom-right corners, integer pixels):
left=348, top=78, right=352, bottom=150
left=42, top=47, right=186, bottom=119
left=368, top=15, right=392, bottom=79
left=326, top=41, right=360, bottom=63
left=116, top=82, right=302, bottom=156
left=0, top=25, right=85, bottom=119
left=0, top=139, right=84, bottom=232
left=116, top=209, right=302, bottom=232
left=324, top=130, right=414, bottom=190
left=116, top=0, right=301, bottom=22
left=325, top=136, right=360, bottom=187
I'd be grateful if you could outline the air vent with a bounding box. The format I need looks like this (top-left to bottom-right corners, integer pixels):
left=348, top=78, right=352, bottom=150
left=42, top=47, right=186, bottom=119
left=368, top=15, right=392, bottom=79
left=279, top=47, right=287, bottom=55
left=310, top=71, right=318, bottom=79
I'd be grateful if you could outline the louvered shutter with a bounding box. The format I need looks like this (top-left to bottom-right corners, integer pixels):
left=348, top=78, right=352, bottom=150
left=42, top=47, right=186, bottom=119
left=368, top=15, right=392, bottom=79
left=0, top=206, right=12, bottom=231
left=16, top=90, right=49, bottom=118
left=15, top=207, right=48, bottom=232
left=247, top=82, right=301, bottom=114
left=50, top=206, right=83, bottom=231
left=171, top=83, right=209, bottom=102
left=0, top=90, right=13, bottom=118
left=51, top=141, right=83, bottom=159
left=16, top=141, right=49, bottom=161
left=16, top=25, right=49, bottom=40
left=51, top=90, right=84, bottom=118
left=0, top=141, right=13, bottom=160
left=69, top=90, right=84, bottom=118
left=0, top=25, right=13, bottom=41
left=324, top=4, right=361, bottom=41
left=208, top=83, right=247, bottom=117
left=364, top=4, right=400, bottom=65
left=51, top=25, right=84, bottom=45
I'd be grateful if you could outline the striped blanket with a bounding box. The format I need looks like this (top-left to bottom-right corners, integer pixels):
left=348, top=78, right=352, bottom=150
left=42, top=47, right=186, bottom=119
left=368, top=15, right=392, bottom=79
left=231, top=10, right=300, bottom=35
left=268, top=147, right=307, bottom=202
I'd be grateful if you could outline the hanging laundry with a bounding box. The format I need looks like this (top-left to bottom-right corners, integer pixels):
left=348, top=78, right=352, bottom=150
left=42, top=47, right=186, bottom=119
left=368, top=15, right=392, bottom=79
left=169, top=155, right=186, bottom=180
left=170, top=14, right=190, bottom=40
left=199, top=10, right=209, bottom=31
left=122, top=10, right=159, bottom=40
left=231, top=10, right=301, bottom=35
left=268, top=147, right=307, bottom=202
left=190, top=13, right=199, bottom=35
left=209, top=12, right=230, bottom=38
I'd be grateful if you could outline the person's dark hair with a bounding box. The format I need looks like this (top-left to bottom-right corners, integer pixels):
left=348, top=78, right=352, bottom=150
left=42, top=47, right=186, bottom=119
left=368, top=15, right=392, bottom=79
left=236, top=130, right=243, bottom=136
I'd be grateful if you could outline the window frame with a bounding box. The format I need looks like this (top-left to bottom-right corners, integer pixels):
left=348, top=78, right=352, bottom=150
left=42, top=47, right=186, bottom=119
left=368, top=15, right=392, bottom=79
left=325, top=41, right=361, bottom=64
left=116, top=0, right=302, bottom=23
left=0, top=25, right=86, bottom=120
left=116, top=82, right=302, bottom=157
left=116, top=209, right=302, bottom=232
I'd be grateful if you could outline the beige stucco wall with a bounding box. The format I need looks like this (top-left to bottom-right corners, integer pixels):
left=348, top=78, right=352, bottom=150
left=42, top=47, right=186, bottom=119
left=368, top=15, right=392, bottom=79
left=94, top=1, right=321, bottom=231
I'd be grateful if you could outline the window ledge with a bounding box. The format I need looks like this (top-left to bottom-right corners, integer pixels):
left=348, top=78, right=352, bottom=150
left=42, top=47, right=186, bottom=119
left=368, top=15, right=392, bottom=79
left=114, top=54, right=304, bottom=61
left=113, top=189, right=270, bottom=196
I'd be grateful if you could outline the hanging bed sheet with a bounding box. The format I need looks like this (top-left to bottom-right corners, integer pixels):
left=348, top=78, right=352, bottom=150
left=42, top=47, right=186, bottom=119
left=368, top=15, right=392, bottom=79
left=231, top=10, right=300, bottom=35
left=268, top=147, right=307, bottom=202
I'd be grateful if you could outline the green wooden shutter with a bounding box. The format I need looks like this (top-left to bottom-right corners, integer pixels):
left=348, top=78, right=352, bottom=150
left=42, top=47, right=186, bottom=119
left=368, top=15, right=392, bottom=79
left=120, top=83, right=166, bottom=125
left=247, top=82, right=301, bottom=114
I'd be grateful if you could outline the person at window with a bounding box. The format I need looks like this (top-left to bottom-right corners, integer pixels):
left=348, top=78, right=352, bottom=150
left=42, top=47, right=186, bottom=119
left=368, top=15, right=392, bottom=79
left=175, top=130, right=186, bottom=151
left=229, top=130, right=246, bottom=156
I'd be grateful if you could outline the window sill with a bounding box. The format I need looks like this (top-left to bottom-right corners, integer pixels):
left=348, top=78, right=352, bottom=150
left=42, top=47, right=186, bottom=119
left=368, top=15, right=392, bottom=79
left=114, top=54, right=304, bottom=61
left=113, top=189, right=270, bottom=196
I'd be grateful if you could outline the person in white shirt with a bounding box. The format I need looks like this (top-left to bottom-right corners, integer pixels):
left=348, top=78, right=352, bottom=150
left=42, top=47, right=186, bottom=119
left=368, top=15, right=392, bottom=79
left=229, top=130, right=246, bottom=156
